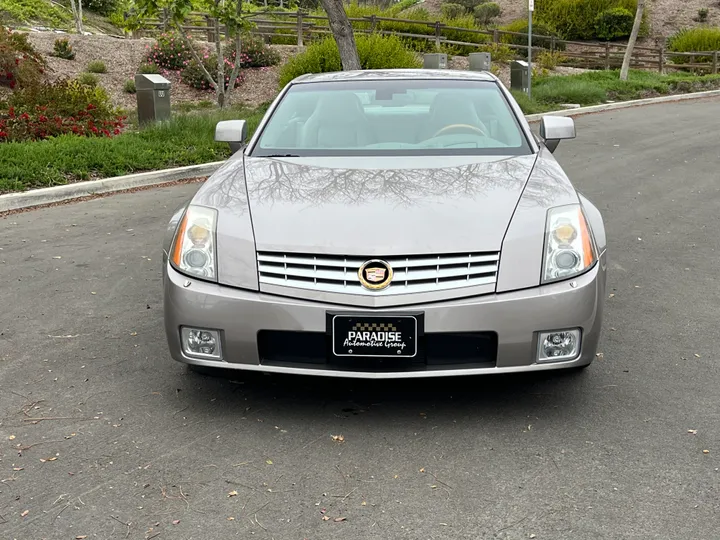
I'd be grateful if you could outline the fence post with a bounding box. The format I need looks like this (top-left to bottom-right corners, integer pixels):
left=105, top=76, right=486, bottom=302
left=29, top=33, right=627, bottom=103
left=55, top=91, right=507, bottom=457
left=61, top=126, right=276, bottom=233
left=713, top=51, right=718, bottom=74
left=435, top=21, right=442, bottom=51
left=370, top=14, right=377, bottom=33
left=658, top=47, right=664, bottom=73
left=296, top=11, right=304, bottom=47
left=551, top=36, right=556, bottom=53
left=492, top=29, right=499, bottom=43
left=605, top=42, right=610, bottom=70
left=206, top=15, right=214, bottom=42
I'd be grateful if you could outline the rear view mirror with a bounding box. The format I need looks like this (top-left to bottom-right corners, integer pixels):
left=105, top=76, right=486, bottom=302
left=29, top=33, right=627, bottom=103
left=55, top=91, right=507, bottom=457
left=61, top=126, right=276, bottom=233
left=215, top=120, right=248, bottom=153
left=539, top=116, right=576, bottom=153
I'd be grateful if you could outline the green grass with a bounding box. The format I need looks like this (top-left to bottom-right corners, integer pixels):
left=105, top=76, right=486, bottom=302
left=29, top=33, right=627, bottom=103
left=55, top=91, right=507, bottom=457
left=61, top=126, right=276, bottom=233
left=517, top=69, right=720, bottom=111
left=0, top=105, right=267, bottom=192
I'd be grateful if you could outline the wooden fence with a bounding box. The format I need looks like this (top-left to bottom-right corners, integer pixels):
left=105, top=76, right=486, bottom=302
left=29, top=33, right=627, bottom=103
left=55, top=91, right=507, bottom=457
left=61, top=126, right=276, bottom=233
left=137, top=10, right=720, bottom=74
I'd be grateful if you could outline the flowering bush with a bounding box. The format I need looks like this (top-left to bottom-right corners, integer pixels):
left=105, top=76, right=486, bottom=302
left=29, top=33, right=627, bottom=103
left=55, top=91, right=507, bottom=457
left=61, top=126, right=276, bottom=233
left=0, top=26, right=46, bottom=90
left=145, top=32, right=193, bottom=71
left=226, top=34, right=280, bottom=68
left=179, top=35, right=277, bottom=91
left=180, top=53, right=246, bottom=91
left=1, top=80, right=125, bottom=142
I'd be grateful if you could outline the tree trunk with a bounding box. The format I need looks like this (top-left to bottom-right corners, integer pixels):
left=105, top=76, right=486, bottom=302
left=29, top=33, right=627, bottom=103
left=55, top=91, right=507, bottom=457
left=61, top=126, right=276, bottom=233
left=620, top=0, right=644, bottom=81
left=69, top=0, right=84, bottom=33
left=214, top=17, right=226, bottom=108
left=223, top=0, right=244, bottom=107
left=320, top=0, right=361, bottom=70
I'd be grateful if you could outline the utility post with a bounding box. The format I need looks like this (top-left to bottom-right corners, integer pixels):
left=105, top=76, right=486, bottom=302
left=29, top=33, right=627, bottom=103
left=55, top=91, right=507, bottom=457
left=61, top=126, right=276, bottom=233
left=528, top=0, right=534, bottom=98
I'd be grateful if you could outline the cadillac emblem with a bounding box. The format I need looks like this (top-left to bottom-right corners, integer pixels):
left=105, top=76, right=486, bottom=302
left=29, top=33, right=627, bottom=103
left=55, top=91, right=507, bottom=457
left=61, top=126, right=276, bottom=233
left=358, top=259, right=393, bottom=290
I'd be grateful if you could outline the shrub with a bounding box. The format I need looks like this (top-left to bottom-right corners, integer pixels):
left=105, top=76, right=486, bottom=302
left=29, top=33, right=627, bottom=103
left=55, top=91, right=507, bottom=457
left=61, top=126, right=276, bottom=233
left=138, top=62, right=160, bottom=74
left=146, top=32, right=193, bottom=71
left=0, top=26, right=46, bottom=90
left=536, top=50, right=568, bottom=69
left=441, top=3, right=466, bottom=18
left=474, top=2, right=501, bottom=25
left=124, top=79, right=136, bottom=93
left=53, top=38, right=75, bottom=60
left=2, top=79, right=125, bottom=142
left=696, top=8, right=709, bottom=22
left=181, top=55, right=245, bottom=91
left=77, top=72, right=99, bottom=86
left=84, top=0, right=117, bottom=16
left=455, top=0, right=487, bottom=11
left=501, top=19, right=565, bottom=55
left=594, top=7, right=635, bottom=40
left=477, top=42, right=516, bottom=63
left=87, top=60, right=107, bottom=73
left=227, top=34, right=280, bottom=68
left=534, top=0, right=645, bottom=40
left=668, top=27, right=720, bottom=63
left=279, top=34, right=421, bottom=88
left=441, top=15, right=491, bottom=54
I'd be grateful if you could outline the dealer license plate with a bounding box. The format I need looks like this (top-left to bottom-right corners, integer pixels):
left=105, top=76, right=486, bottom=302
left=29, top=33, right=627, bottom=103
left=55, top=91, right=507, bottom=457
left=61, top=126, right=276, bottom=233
left=331, top=315, right=418, bottom=358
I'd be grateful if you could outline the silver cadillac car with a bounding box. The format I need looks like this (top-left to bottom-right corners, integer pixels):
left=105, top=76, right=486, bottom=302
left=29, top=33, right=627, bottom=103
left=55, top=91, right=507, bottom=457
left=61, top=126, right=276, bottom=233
left=162, top=69, right=607, bottom=378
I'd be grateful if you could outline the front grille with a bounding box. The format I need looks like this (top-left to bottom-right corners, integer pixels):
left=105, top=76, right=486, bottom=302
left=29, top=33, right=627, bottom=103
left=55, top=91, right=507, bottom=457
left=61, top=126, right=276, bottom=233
left=257, top=331, right=497, bottom=372
left=257, top=251, right=500, bottom=295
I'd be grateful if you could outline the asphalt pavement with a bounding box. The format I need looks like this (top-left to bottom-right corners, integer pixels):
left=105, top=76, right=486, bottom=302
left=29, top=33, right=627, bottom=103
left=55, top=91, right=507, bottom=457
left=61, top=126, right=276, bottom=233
left=1, top=99, right=720, bottom=540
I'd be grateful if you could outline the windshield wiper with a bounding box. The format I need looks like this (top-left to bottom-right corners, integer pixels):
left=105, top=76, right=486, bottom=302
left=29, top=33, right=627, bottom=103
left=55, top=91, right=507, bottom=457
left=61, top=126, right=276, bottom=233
left=263, top=153, right=300, bottom=158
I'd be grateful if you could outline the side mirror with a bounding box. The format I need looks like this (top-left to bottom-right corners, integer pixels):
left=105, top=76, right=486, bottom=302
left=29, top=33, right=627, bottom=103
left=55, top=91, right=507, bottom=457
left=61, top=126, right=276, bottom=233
left=539, top=116, right=576, bottom=153
left=215, top=119, right=248, bottom=153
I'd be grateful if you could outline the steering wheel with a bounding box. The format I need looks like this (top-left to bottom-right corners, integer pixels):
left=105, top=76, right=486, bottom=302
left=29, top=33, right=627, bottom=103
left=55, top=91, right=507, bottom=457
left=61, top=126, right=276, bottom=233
left=432, top=123, right=487, bottom=139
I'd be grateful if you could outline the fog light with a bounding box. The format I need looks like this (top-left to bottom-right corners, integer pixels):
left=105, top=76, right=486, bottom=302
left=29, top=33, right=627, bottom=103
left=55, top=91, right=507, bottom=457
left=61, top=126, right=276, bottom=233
left=537, top=329, right=581, bottom=362
left=181, top=327, right=222, bottom=359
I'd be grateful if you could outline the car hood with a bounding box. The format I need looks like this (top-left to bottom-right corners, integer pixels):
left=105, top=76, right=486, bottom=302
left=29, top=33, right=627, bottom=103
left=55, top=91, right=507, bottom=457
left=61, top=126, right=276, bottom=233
left=240, top=154, right=537, bottom=255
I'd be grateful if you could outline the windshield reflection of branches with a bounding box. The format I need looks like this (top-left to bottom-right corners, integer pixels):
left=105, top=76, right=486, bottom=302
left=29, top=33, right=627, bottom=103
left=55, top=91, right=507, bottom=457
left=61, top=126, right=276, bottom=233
left=199, top=154, right=569, bottom=212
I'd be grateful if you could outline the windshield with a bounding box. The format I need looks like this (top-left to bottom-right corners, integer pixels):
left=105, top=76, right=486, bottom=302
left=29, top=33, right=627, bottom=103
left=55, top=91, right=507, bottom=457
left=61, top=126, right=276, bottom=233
left=250, top=79, right=532, bottom=157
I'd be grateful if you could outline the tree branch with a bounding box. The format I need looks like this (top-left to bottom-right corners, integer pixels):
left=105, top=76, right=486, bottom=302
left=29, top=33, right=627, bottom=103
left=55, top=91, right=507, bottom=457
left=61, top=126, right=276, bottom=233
left=173, top=22, right=217, bottom=90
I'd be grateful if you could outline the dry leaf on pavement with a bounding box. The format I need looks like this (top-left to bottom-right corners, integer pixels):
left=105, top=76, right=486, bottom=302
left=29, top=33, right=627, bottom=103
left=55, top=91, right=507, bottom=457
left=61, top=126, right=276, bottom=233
left=703, top=449, right=710, bottom=454
left=21, top=510, right=29, bottom=517
left=321, top=516, right=330, bottom=521
left=688, top=429, right=698, bottom=434
left=228, top=490, right=238, bottom=497
left=334, top=517, right=347, bottom=522
left=331, top=434, right=345, bottom=443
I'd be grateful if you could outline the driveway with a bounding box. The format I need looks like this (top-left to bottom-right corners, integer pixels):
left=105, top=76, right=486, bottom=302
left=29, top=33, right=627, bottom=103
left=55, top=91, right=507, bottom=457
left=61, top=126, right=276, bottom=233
left=1, top=99, right=719, bottom=539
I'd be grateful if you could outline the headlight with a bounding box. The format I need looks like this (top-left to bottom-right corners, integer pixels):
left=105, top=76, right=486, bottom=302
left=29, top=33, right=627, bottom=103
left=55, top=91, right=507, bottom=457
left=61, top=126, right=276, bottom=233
left=170, top=205, right=218, bottom=281
left=542, top=204, right=596, bottom=283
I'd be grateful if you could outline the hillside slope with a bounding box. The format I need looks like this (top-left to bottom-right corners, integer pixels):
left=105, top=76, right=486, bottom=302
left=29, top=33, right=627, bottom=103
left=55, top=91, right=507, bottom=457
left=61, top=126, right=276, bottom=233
left=419, top=0, right=720, bottom=39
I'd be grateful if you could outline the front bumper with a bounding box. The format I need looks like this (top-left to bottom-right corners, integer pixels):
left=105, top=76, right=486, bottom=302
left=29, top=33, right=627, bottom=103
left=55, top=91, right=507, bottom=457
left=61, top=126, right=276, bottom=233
left=163, top=259, right=605, bottom=379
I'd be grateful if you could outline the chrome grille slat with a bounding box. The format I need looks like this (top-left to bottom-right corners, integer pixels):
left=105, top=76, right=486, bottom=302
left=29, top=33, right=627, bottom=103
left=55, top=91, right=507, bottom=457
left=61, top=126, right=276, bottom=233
left=257, top=251, right=500, bottom=295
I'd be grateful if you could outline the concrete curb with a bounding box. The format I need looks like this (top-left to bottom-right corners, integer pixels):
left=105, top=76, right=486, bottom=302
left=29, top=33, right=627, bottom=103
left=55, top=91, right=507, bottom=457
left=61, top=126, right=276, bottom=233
left=2, top=88, right=719, bottom=213
left=0, top=161, right=224, bottom=213
left=524, top=89, right=720, bottom=122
